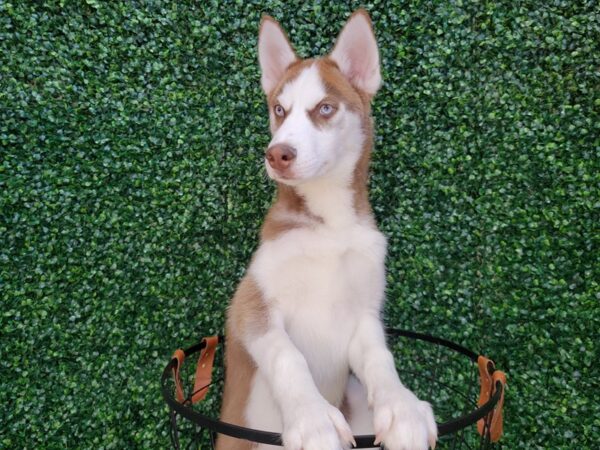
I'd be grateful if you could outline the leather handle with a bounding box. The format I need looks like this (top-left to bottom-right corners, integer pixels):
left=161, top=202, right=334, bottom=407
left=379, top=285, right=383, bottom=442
left=489, top=370, right=506, bottom=442
left=170, top=336, right=219, bottom=404
left=191, top=336, right=219, bottom=403
left=171, top=349, right=186, bottom=403
left=477, top=355, right=506, bottom=442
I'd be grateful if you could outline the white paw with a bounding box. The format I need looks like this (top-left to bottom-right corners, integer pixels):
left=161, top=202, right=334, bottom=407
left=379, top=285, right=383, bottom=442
left=282, top=399, right=356, bottom=450
left=372, top=388, right=437, bottom=450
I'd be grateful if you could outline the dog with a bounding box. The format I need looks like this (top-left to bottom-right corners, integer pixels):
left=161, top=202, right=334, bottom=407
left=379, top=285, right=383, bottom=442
left=217, top=9, right=437, bottom=450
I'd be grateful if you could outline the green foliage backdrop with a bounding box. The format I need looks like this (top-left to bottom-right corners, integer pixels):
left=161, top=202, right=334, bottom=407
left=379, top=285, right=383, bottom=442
left=1, top=1, right=598, bottom=448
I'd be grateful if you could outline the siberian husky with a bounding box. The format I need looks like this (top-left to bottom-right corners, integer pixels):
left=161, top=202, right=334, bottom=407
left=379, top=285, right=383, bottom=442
left=218, top=10, right=437, bottom=450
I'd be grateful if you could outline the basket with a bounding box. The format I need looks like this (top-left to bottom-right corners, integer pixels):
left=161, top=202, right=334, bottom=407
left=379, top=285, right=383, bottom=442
left=161, top=329, right=506, bottom=449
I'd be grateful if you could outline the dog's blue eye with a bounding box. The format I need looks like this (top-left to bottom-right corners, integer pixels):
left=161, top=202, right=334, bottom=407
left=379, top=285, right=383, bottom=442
left=319, top=104, right=334, bottom=116
left=274, top=105, right=285, bottom=117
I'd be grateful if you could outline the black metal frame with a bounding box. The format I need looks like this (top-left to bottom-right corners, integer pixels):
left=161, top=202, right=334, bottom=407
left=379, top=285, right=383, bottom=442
left=161, top=329, right=503, bottom=449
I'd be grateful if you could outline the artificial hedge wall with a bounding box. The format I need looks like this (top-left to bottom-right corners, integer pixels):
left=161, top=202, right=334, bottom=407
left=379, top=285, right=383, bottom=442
left=1, top=1, right=598, bottom=448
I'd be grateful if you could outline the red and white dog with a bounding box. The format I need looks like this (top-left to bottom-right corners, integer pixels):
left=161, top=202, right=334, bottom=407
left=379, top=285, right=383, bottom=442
left=218, top=10, right=437, bottom=450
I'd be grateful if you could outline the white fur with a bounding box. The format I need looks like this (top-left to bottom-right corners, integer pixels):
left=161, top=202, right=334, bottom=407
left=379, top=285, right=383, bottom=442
left=246, top=221, right=387, bottom=450
left=245, top=221, right=437, bottom=450
left=236, top=12, right=437, bottom=450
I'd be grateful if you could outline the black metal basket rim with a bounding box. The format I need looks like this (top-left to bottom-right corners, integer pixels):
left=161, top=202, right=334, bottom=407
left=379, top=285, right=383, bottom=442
left=161, top=329, right=503, bottom=448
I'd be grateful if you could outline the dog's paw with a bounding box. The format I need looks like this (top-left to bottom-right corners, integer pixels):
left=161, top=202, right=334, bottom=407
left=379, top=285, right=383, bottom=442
left=372, top=387, right=437, bottom=450
left=282, top=399, right=355, bottom=450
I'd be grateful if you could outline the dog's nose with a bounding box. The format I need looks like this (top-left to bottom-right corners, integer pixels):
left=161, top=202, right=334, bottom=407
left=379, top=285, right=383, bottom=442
left=265, top=144, right=296, bottom=171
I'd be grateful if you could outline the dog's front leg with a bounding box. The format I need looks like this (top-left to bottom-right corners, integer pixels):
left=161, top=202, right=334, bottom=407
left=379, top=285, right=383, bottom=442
left=247, top=314, right=355, bottom=450
left=348, top=314, right=438, bottom=450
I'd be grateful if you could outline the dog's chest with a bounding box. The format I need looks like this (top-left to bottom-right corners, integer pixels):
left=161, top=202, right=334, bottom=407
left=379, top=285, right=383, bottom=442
left=250, top=223, right=387, bottom=403
left=252, top=223, right=386, bottom=308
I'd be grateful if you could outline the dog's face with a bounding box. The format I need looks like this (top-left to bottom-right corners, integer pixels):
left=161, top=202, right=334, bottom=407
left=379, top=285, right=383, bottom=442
left=258, top=11, right=381, bottom=186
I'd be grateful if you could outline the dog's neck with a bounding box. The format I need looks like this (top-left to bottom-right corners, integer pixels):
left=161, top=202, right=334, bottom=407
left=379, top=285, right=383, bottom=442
left=261, top=139, right=374, bottom=240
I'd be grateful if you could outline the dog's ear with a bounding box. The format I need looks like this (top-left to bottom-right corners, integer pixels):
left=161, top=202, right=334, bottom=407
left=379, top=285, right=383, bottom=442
left=329, top=10, right=381, bottom=95
left=258, top=16, right=298, bottom=95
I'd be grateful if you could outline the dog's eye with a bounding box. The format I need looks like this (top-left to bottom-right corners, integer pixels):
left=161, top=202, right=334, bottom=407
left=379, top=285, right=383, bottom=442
left=319, top=103, right=335, bottom=116
left=274, top=105, right=285, bottom=117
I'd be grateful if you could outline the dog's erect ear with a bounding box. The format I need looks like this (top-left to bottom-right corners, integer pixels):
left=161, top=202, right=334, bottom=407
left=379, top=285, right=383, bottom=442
left=258, top=16, right=298, bottom=95
left=329, top=10, right=381, bottom=95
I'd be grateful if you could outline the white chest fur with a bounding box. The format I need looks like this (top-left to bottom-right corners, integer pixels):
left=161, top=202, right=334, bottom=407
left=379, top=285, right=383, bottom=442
left=249, top=222, right=387, bottom=405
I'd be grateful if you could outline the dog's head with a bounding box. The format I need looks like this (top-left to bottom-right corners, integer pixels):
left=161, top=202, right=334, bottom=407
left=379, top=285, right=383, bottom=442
left=258, top=10, right=381, bottom=186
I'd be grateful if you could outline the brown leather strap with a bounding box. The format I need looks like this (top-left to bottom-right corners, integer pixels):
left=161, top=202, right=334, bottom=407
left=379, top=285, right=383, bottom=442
left=490, top=370, right=506, bottom=442
left=191, top=336, right=219, bottom=404
left=171, top=336, right=219, bottom=404
left=477, top=356, right=494, bottom=436
left=477, top=355, right=506, bottom=442
left=171, top=349, right=186, bottom=403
